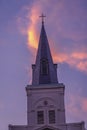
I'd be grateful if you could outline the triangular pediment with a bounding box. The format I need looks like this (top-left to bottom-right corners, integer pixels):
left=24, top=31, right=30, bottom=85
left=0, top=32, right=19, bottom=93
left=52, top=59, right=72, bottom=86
left=35, top=125, right=59, bottom=130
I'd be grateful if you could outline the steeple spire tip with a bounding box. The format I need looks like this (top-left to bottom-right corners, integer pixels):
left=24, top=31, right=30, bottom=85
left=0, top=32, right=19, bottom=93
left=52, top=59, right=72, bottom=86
left=39, top=13, right=46, bottom=25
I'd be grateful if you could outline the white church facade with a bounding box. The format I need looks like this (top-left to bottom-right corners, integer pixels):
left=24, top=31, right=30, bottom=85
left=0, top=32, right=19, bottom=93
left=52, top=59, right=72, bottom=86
left=9, top=15, right=85, bottom=130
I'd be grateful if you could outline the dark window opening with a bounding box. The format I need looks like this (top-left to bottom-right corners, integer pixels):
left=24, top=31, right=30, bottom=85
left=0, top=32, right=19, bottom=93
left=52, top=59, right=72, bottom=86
left=37, top=111, right=44, bottom=124
left=49, top=110, right=55, bottom=124
left=40, top=59, right=49, bottom=75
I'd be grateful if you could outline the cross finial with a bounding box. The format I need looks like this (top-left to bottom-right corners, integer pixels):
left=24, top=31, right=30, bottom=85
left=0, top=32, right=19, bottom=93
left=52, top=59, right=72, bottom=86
left=39, top=13, right=46, bottom=24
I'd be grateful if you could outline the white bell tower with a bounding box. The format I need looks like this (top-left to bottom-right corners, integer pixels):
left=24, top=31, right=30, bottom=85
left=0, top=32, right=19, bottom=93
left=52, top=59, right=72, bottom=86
left=26, top=15, right=66, bottom=129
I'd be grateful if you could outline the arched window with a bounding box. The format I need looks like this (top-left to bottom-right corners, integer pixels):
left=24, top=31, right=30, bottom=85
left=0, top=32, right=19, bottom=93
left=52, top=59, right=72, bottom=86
left=37, top=111, right=44, bottom=124
left=49, top=110, right=55, bottom=124
left=40, top=59, right=49, bottom=75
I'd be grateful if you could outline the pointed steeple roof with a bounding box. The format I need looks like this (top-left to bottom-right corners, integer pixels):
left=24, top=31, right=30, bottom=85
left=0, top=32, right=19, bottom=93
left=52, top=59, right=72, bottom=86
left=32, top=18, right=58, bottom=85
left=36, top=21, right=53, bottom=66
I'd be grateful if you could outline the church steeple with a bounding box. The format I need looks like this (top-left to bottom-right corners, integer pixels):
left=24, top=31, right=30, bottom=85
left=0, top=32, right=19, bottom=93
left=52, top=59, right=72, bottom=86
left=32, top=16, right=58, bottom=85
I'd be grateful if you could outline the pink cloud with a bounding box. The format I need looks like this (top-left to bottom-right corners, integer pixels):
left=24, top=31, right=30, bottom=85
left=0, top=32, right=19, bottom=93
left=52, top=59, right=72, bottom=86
left=81, top=98, right=87, bottom=112
left=52, top=50, right=87, bottom=73
left=66, top=93, right=87, bottom=123
left=17, top=0, right=87, bottom=74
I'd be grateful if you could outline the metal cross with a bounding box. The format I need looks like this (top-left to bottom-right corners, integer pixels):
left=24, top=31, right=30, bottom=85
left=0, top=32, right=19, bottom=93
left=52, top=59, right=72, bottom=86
left=39, top=13, right=46, bottom=24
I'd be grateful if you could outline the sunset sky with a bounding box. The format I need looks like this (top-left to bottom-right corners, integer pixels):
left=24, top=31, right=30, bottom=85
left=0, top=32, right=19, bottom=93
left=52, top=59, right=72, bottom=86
left=0, top=0, right=87, bottom=130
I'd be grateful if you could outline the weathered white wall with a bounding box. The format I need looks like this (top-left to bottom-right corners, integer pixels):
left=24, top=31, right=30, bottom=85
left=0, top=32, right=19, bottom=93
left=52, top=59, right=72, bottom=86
left=9, top=122, right=85, bottom=130
left=26, top=83, right=65, bottom=127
